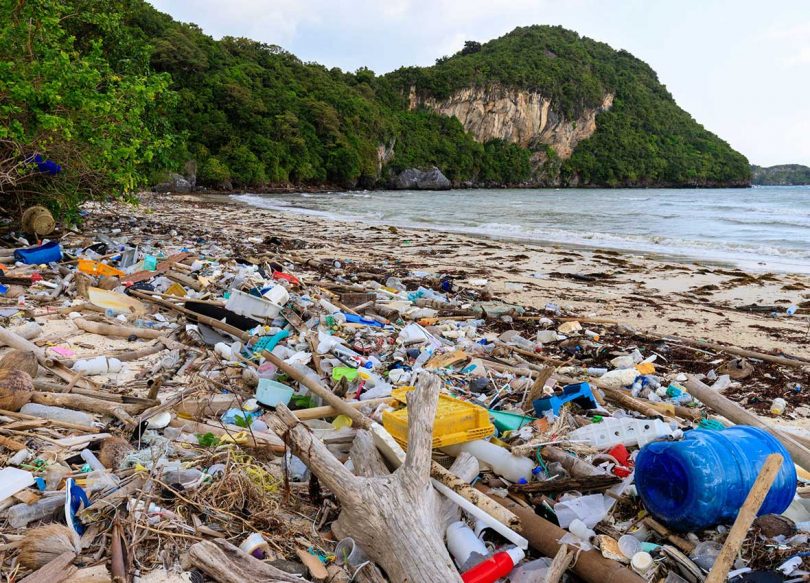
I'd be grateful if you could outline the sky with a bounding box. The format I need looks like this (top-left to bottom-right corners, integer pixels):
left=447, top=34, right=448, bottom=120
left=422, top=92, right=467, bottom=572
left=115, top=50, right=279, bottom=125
left=148, top=0, right=810, bottom=166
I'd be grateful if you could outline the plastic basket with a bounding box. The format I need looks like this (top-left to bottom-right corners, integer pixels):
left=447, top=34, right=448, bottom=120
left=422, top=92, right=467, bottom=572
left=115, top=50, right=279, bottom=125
left=383, top=387, right=494, bottom=448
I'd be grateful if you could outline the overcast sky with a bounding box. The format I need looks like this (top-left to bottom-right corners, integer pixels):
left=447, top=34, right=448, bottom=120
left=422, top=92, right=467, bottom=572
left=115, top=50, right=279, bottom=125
left=149, top=0, right=810, bottom=166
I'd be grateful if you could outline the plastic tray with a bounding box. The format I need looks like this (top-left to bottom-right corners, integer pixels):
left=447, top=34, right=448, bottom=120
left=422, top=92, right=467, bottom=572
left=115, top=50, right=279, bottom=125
left=383, top=387, right=494, bottom=448
left=225, top=289, right=282, bottom=320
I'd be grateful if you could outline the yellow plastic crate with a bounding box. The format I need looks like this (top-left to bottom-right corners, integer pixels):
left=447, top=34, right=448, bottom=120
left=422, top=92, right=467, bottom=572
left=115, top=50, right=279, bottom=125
left=383, top=387, right=494, bottom=448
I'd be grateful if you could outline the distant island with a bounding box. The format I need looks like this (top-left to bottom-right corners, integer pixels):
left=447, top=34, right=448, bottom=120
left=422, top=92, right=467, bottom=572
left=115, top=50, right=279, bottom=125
left=751, top=164, right=810, bottom=186
left=2, top=2, right=753, bottom=217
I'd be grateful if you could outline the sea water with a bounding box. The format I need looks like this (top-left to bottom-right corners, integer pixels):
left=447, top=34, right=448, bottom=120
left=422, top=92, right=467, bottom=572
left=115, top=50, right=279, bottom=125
left=234, top=186, right=810, bottom=274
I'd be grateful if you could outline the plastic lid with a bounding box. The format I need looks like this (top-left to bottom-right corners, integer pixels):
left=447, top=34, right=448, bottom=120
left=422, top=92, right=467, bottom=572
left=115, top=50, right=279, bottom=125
left=631, top=551, right=653, bottom=573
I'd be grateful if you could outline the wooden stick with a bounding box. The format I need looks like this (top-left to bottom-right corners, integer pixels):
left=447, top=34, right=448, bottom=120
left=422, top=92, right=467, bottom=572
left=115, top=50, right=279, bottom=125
left=705, top=454, right=783, bottom=583
left=545, top=544, right=575, bottom=583
left=292, top=398, right=392, bottom=421
left=74, top=318, right=164, bottom=340
left=656, top=335, right=810, bottom=367
left=18, top=551, right=77, bottom=583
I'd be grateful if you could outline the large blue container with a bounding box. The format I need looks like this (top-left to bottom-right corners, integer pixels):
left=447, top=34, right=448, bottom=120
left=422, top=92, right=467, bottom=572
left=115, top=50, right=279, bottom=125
left=635, top=426, right=796, bottom=532
left=14, top=240, right=62, bottom=264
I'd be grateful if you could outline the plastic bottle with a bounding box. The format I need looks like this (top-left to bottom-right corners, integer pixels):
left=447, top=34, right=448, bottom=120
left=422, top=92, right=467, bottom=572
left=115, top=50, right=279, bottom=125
left=568, top=417, right=681, bottom=449
left=20, top=403, right=95, bottom=427
left=461, top=547, right=525, bottom=583
left=7, top=494, right=65, bottom=528
left=443, top=440, right=535, bottom=483
left=446, top=521, right=489, bottom=568
left=770, top=398, right=787, bottom=415
left=635, top=426, right=797, bottom=531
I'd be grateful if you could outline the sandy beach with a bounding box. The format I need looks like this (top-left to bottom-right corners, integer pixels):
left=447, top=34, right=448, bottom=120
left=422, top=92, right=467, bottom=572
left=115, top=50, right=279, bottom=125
left=122, top=193, right=809, bottom=357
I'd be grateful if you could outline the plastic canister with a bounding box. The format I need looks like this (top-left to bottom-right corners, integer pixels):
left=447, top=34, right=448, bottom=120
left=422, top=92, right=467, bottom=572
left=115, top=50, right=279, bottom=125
left=446, top=521, right=489, bottom=568
left=443, top=440, right=534, bottom=483
left=635, top=426, right=797, bottom=532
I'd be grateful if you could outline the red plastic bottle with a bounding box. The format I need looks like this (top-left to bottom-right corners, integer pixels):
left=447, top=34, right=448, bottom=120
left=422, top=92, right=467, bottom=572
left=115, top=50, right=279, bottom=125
left=461, top=548, right=525, bottom=583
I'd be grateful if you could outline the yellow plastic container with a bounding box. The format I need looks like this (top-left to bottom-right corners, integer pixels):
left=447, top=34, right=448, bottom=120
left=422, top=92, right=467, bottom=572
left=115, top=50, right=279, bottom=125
left=383, top=387, right=495, bottom=448
left=77, top=259, right=125, bottom=278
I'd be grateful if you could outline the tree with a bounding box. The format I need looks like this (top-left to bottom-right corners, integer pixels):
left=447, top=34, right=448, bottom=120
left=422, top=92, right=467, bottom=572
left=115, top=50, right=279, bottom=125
left=0, top=0, right=176, bottom=216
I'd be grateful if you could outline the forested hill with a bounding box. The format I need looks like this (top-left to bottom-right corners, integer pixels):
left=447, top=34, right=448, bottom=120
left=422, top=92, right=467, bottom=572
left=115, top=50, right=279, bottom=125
left=751, top=164, right=810, bottom=185
left=0, top=1, right=750, bottom=215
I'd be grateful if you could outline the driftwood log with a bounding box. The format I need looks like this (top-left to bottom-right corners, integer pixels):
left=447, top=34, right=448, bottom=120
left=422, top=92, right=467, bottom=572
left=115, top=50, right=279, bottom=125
left=269, top=372, right=463, bottom=582
left=188, top=538, right=310, bottom=583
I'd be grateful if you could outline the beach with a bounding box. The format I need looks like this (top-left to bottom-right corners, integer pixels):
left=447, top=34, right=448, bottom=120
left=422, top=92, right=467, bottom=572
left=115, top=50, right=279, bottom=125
left=128, top=192, right=809, bottom=358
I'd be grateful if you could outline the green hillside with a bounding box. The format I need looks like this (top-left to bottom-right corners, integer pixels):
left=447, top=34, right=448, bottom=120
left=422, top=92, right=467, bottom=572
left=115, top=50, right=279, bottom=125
left=751, top=164, right=810, bottom=185
left=0, top=1, right=751, bottom=215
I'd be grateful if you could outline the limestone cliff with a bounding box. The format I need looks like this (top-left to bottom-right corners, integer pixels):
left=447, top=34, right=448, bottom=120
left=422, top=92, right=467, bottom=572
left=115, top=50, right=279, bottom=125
left=410, top=85, right=613, bottom=159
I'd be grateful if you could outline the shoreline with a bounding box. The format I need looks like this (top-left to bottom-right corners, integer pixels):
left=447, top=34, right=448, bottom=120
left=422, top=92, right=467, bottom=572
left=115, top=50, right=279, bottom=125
left=119, top=193, right=810, bottom=360
left=219, top=191, right=810, bottom=276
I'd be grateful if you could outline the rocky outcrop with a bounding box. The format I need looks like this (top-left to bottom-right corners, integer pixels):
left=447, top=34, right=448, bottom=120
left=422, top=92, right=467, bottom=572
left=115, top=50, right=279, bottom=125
left=392, top=167, right=451, bottom=190
left=152, top=172, right=192, bottom=193
left=413, top=85, right=613, bottom=159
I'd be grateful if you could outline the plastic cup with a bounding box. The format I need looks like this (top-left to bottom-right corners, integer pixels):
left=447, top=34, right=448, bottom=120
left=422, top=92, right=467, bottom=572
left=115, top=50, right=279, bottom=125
left=618, top=535, right=641, bottom=559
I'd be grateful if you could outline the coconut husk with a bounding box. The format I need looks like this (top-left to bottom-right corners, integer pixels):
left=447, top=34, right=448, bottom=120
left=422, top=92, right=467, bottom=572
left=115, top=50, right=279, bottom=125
left=0, top=368, right=34, bottom=411
left=0, top=349, right=39, bottom=378
left=18, top=524, right=81, bottom=570
left=98, top=436, right=135, bottom=470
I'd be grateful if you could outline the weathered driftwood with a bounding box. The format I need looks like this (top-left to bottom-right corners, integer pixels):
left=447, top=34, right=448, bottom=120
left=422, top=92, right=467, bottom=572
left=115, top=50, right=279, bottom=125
left=685, top=375, right=810, bottom=472
left=18, top=551, right=77, bottom=583
left=705, top=454, right=783, bottom=583
left=74, top=317, right=164, bottom=340
left=188, top=538, right=311, bottom=583
left=480, top=486, right=646, bottom=583
left=659, top=335, right=810, bottom=367
left=269, top=373, right=462, bottom=582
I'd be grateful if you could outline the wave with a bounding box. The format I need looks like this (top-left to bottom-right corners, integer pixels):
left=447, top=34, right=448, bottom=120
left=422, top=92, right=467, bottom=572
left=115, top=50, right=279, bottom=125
left=232, top=191, right=810, bottom=273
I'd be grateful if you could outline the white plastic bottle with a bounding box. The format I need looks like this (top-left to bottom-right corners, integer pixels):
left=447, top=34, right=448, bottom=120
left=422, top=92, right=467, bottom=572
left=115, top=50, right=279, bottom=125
left=443, top=440, right=535, bottom=483
left=446, top=521, right=489, bottom=568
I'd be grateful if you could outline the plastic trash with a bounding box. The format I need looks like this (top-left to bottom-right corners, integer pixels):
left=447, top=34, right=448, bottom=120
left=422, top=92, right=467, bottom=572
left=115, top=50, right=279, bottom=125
left=690, top=540, right=722, bottom=571
left=554, top=493, right=610, bottom=529
left=507, top=557, right=552, bottom=583
left=240, top=532, right=271, bottom=560
left=446, top=521, right=489, bottom=569
left=72, top=356, right=123, bottom=375
left=14, top=240, right=62, bottom=264
left=770, top=398, right=786, bottom=415
left=631, top=551, right=654, bottom=576
left=226, top=289, right=283, bottom=320
left=335, top=537, right=370, bottom=569
left=255, top=378, right=294, bottom=407
left=532, top=382, right=598, bottom=416
left=596, top=368, right=639, bottom=390
left=618, top=534, right=642, bottom=559
left=568, top=417, right=681, bottom=449
left=460, top=547, right=524, bottom=583
left=20, top=403, right=96, bottom=427
left=6, top=494, right=65, bottom=528
left=0, top=467, right=35, bottom=504
left=635, top=426, right=798, bottom=531
left=569, top=518, right=596, bottom=541
left=443, top=440, right=534, bottom=483
left=80, top=449, right=106, bottom=471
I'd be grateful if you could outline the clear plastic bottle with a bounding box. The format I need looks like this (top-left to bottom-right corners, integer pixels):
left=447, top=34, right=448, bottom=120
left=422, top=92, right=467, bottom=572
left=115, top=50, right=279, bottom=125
left=7, top=495, right=64, bottom=528
left=20, top=403, right=95, bottom=427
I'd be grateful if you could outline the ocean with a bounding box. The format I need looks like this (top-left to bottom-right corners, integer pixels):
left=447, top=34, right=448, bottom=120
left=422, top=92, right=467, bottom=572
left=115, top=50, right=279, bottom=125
left=233, top=186, right=810, bottom=274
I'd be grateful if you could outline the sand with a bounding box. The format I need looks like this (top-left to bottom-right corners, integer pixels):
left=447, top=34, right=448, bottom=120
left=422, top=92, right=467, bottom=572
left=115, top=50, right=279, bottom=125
left=124, top=193, right=809, bottom=358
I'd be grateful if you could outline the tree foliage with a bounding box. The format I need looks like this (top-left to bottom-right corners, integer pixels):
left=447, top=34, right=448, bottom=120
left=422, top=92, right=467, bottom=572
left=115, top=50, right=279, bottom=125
left=0, top=0, right=175, bottom=215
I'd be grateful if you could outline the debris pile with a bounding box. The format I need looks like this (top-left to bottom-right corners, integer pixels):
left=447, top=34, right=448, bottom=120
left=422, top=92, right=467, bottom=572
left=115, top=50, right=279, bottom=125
left=1, top=199, right=808, bottom=583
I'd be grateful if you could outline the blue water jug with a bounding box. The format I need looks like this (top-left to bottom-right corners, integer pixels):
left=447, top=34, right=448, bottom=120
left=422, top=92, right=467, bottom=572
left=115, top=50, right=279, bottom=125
left=635, top=426, right=796, bottom=532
